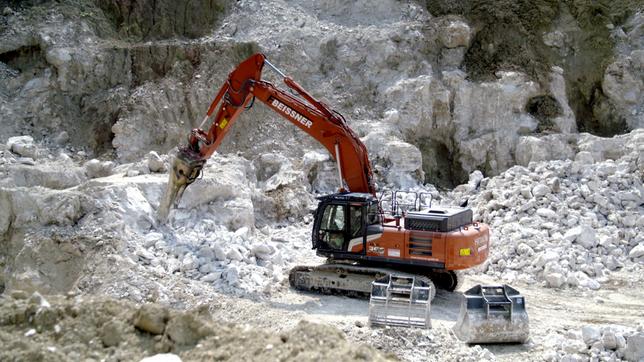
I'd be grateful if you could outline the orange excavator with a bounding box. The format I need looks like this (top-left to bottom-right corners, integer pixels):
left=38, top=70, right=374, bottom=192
left=157, top=53, right=490, bottom=294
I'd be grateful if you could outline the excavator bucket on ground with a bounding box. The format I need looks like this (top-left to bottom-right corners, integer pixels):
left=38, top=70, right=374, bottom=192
left=368, top=274, right=433, bottom=329
left=453, top=284, right=529, bottom=344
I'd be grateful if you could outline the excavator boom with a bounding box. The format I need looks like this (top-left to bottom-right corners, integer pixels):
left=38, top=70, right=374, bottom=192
left=158, top=53, right=375, bottom=219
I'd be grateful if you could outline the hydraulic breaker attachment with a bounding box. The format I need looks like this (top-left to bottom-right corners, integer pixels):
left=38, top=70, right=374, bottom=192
left=368, top=274, right=433, bottom=329
left=157, top=147, right=206, bottom=221
left=453, top=284, right=529, bottom=344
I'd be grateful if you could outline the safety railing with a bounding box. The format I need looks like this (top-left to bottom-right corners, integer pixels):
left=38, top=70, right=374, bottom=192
left=378, top=190, right=434, bottom=218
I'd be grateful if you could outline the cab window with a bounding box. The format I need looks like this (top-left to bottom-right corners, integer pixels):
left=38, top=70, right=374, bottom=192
left=320, top=204, right=345, bottom=250
left=349, top=205, right=363, bottom=238
left=321, top=204, right=345, bottom=231
left=366, top=202, right=380, bottom=225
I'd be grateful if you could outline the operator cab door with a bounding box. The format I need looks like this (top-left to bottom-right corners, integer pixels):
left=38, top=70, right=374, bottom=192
left=316, top=202, right=366, bottom=254
left=347, top=203, right=366, bottom=253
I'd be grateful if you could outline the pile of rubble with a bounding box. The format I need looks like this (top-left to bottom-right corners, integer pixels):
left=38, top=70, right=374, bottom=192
left=344, top=324, right=497, bottom=362
left=137, top=223, right=311, bottom=295
left=0, top=134, right=319, bottom=297
left=450, top=130, right=644, bottom=290
left=543, top=324, right=644, bottom=361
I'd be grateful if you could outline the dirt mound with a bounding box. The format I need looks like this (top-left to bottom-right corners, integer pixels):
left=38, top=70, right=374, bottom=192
left=0, top=291, right=393, bottom=362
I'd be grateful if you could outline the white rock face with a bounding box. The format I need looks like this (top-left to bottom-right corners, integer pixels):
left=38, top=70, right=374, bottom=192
left=379, top=140, right=424, bottom=188
left=574, top=151, right=594, bottom=165
left=515, top=135, right=576, bottom=166
left=302, top=151, right=337, bottom=194
left=597, top=13, right=644, bottom=130
left=451, top=72, right=540, bottom=176
left=548, top=67, right=577, bottom=133
left=363, top=65, right=580, bottom=185
left=361, top=129, right=424, bottom=189
left=96, top=3, right=588, bottom=185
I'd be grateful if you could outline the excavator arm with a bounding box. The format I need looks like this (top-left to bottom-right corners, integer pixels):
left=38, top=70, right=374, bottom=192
left=158, top=53, right=375, bottom=220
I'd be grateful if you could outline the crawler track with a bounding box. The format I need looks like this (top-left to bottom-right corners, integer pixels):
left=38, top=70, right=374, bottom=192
left=289, top=262, right=437, bottom=300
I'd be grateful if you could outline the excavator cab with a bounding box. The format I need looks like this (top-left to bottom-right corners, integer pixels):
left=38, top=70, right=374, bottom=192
left=312, top=193, right=382, bottom=256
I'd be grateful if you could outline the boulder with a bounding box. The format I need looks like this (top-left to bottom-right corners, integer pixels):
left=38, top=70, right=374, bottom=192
left=581, top=326, right=601, bottom=346
left=439, top=20, right=471, bottom=48
left=577, top=273, right=601, bottom=290
left=532, top=184, right=552, bottom=198
left=251, top=244, right=274, bottom=259
left=545, top=272, right=565, bottom=288
left=6, top=163, right=87, bottom=189
left=226, top=248, right=243, bottom=262
left=562, top=339, right=588, bottom=355
left=180, top=254, right=198, bottom=272
left=537, top=208, right=557, bottom=219
left=625, top=333, right=644, bottom=361
left=601, top=329, right=618, bottom=350
left=575, top=151, right=595, bottom=164
left=146, top=151, right=166, bottom=173
left=84, top=159, right=115, bottom=179
left=213, top=245, right=227, bottom=261
left=101, top=319, right=127, bottom=347
left=628, top=244, right=644, bottom=260
left=200, top=272, right=221, bottom=282
left=165, top=312, right=206, bottom=346
left=134, top=304, right=168, bottom=335
left=225, top=266, right=240, bottom=285
left=534, top=250, right=560, bottom=268
left=7, top=136, right=37, bottom=159
left=564, top=225, right=598, bottom=248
